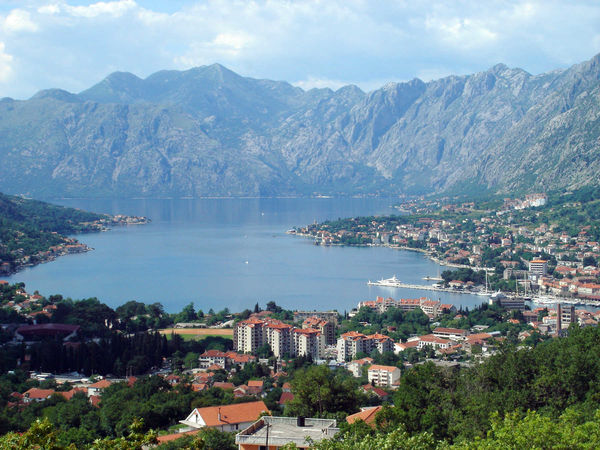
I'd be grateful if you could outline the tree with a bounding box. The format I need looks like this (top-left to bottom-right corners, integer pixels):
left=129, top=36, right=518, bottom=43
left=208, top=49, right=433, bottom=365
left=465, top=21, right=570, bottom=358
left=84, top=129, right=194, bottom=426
left=191, top=427, right=236, bottom=449
left=176, top=303, right=196, bottom=323
left=583, top=255, right=597, bottom=267
left=285, top=365, right=361, bottom=418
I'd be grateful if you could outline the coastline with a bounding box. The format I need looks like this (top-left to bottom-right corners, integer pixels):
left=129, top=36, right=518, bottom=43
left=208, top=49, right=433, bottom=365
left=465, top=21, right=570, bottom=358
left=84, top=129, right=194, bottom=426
left=0, top=215, right=150, bottom=277
left=288, top=231, right=600, bottom=308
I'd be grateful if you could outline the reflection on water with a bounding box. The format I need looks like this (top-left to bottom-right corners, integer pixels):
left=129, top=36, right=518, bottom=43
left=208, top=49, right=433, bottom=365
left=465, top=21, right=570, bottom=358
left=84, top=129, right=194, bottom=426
left=6, top=198, right=489, bottom=313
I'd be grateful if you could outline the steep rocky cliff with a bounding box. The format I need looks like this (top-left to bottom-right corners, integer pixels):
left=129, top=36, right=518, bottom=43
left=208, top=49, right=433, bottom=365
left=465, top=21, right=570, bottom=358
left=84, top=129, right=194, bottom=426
left=1, top=55, right=599, bottom=198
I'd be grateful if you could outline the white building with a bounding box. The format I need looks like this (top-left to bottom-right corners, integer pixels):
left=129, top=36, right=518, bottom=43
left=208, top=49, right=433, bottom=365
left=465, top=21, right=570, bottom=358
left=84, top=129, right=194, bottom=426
left=367, top=365, right=401, bottom=387
left=293, top=328, right=323, bottom=359
left=347, top=357, right=373, bottom=378
left=181, top=401, right=269, bottom=432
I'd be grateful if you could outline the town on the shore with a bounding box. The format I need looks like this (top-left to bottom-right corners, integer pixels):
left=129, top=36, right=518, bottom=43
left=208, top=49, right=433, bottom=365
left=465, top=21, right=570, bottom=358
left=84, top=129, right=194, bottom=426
left=291, top=192, right=600, bottom=306
left=2, top=266, right=600, bottom=447
left=4, top=189, right=600, bottom=448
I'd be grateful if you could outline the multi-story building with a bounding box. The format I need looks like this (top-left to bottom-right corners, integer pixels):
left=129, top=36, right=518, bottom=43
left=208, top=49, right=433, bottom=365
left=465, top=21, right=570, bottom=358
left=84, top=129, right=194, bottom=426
left=337, top=331, right=367, bottom=362
left=303, top=316, right=335, bottom=346
left=293, top=311, right=339, bottom=326
left=432, top=327, right=469, bottom=340
left=367, top=365, right=401, bottom=387
left=357, top=296, right=441, bottom=317
left=366, top=333, right=394, bottom=354
left=234, top=317, right=323, bottom=358
left=529, top=259, right=548, bottom=278
left=198, top=350, right=256, bottom=369
left=336, top=332, right=394, bottom=361
left=198, top=350, right=228, bottom=369
left=292, top=328, right=322, bottom=359
left=417, top=334, right=453, bottom=350
left=557, top=303, right=576, bottom=335
left=265, top=321, right=293, bottom=358
left=347, top=357, right=373, bottom=378
left=233, top=318, right=266, bottom=354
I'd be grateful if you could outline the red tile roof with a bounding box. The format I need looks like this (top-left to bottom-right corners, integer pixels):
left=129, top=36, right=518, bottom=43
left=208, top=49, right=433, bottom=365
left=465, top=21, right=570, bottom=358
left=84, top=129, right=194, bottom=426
left=278, top=392, right=294, bottom=404
left=88, top=379, right=112, bottom=389
left=24, top=388, right=55, bottom=399
left=191, top=401, right=269, bottom=427
left=368, top=364, right=399, bottom=372
left=157, top=430, right=200, bottom=443
left=346, top=406, right=383, bottom=426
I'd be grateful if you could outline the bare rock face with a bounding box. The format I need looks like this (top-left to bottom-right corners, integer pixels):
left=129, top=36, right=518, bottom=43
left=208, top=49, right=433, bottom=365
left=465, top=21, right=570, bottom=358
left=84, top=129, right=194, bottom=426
left=1, top=55, right=600, bottom=198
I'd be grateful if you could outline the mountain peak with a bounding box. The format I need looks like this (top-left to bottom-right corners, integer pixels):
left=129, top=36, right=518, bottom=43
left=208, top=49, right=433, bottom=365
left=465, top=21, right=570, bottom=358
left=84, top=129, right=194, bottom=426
left=30, top=88, right=81, bottom=103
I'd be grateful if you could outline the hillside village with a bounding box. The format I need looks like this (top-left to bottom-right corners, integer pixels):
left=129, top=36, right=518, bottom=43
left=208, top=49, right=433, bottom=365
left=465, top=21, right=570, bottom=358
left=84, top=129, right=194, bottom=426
left=4, top=190, right=600, bottom=447
left=292, top=191, right=600, bottom=303
left=3, top=274, right=600, bottom=447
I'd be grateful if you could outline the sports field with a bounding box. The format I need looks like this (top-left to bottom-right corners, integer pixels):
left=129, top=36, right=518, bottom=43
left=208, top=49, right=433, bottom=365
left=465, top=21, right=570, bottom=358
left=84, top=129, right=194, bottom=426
left=158, top=328, right=233, bottom=341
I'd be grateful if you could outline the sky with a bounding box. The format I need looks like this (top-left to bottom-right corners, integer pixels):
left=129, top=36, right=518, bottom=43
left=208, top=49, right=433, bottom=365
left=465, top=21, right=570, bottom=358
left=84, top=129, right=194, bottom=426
left=0, top=0, right=599, bottom=99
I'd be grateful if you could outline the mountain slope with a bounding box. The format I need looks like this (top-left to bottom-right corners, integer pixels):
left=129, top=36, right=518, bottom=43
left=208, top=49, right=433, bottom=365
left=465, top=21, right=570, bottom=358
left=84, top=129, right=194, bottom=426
left=0, top=55, right=599, bottom=198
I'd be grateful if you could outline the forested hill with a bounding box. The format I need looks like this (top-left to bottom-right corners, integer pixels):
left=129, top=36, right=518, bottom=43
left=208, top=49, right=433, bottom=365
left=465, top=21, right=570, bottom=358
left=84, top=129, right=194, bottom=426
left=1, top=54, right=600, bottom=198
left=0, top=193, right=118, bottom=274
left=0, top=193, right=106, bottom=234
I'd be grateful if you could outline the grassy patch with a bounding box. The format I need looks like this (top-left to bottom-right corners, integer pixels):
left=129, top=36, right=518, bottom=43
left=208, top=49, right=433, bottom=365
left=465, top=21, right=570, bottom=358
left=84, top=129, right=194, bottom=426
left=162, top=332, right=233, bottom=341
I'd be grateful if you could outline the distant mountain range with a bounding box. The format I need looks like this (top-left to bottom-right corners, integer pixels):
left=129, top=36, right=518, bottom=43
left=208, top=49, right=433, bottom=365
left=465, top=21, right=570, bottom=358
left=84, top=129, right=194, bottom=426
left=1, top=54, right=599, bottom=198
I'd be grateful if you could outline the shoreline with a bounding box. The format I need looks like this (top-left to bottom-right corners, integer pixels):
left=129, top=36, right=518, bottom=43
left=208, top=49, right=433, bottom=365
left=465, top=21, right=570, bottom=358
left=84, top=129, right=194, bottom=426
left=1, top=215, right=150, bottom=277
left=288, top=231, right=600, bottom=308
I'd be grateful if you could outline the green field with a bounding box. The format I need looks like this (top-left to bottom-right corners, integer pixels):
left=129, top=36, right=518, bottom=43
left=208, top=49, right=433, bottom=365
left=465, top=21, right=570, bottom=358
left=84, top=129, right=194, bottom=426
left=164, top=333, right=233, bottom=341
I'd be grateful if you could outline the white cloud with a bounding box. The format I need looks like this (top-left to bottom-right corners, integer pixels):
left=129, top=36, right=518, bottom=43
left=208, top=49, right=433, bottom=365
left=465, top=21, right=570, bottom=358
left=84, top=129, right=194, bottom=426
left=0, top=42, right=14, bottom=82
left=0, top=0, right=599, bottom=99
left=424, top=16, right=498, bottom=49
left=3, top=9, right=39, bottom=33
left=38, top=4, right=61, bottom=15
left=65, top=0, right=137, bottom=18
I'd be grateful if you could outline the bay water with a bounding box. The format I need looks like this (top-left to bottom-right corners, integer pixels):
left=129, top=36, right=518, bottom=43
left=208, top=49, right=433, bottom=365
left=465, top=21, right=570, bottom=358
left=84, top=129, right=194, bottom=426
left=5, top=198, right=488, bottom=313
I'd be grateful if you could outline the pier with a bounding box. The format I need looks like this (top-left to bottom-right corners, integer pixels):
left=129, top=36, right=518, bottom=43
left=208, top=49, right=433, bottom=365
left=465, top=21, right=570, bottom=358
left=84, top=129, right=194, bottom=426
left=367, top=278, right=490, bottom=297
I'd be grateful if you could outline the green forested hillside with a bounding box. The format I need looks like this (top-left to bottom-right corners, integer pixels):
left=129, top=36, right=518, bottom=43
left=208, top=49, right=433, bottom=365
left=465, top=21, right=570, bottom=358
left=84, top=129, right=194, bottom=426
left=0, top=193, right=106, bottom=273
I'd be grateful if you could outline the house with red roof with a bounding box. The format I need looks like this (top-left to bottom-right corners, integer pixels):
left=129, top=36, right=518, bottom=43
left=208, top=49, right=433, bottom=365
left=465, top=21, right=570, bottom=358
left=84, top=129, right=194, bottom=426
left=347, top=357, right=373, bottom=378
left=361, top=384, right=390, bottom=401
left=58, top=387, right=87, bottom=401
left=87, top=379, right=112, bottom=397
left=23, top=387, right=55, bottom=403
left=394, top=340, right=419, bottom=353
left=346, top=406, right=383, bottom=427
left=278, top=391, right=295, bottom=405
left=417, top=334, right=453, bottom=350
left=246, top=380, right=264, bottom=395
left=181, top=400, right=269, bottom=432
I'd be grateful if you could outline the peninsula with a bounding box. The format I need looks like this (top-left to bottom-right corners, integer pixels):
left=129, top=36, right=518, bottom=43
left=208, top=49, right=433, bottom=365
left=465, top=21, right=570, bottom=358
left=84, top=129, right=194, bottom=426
left=0, top=192, right=148, bottom=275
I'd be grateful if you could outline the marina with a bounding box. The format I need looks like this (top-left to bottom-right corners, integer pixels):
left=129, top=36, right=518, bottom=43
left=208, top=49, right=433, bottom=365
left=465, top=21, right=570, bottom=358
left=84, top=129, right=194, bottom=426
left=367, top=275, right=490, bottom=297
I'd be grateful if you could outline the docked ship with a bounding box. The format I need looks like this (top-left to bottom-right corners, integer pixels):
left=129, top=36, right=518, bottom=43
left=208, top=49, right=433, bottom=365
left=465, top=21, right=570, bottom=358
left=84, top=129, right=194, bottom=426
left=367, top=275, right=402, bottom=287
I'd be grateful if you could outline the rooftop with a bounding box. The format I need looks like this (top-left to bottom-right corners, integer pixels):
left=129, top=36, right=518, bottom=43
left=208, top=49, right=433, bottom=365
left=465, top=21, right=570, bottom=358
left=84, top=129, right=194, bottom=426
left=236, top=416, right=339, bottom=448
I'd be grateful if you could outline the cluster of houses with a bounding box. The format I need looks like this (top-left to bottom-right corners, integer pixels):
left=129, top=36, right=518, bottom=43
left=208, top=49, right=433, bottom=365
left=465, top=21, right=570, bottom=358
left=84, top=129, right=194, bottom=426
left=294, top=194, right=600, bottom=304
left=0, top=281, right=59, bottom=321
left=8, top=377, right=123, bottom=409
left=356, top=296, right=455, bottom=317
left=0, top=240, right=90, bottom=275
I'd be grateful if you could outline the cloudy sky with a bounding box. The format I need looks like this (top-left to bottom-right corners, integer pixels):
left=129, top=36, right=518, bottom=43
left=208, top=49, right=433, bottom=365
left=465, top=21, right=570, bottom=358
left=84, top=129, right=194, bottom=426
left=0, top=0, right=599, bottom=99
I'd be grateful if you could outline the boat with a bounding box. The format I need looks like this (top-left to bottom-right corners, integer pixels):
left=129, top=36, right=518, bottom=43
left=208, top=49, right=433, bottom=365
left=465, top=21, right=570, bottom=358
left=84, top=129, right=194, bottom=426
left=367, top=275, right=402, bottom=287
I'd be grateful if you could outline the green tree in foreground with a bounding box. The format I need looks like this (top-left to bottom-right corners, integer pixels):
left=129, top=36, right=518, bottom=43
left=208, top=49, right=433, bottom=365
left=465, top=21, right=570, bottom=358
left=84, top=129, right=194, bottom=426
left=0, top=417, right=156, bottom=449
left=285, top=365, right=361, bottom=419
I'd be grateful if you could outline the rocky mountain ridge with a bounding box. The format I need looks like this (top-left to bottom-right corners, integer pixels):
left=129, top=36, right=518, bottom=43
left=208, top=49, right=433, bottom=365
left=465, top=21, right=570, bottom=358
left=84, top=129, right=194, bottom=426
left=1, top=55, right=599, bottom=198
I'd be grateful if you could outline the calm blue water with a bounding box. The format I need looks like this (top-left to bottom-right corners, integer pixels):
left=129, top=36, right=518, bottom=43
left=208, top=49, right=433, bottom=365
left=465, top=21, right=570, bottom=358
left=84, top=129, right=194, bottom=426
left=5, top=198, right=488, bottom=313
